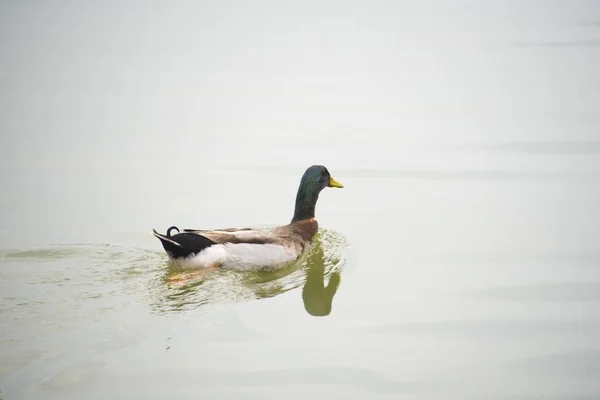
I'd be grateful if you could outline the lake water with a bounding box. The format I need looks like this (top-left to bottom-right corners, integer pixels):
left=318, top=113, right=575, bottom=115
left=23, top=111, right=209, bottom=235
left=1, top=1, right=600, bottom=399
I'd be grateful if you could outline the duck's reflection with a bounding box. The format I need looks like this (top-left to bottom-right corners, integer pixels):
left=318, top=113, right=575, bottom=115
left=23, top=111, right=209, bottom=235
left=301, top=237, right=341, bottom=317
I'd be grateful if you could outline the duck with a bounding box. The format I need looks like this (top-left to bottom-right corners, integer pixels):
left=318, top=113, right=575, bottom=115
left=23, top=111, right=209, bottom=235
left=152, top=165, right=343, bottom=271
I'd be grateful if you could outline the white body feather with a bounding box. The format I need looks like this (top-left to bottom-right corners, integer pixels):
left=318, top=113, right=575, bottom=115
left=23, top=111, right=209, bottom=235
left=169, top=242, right=299, bottom=271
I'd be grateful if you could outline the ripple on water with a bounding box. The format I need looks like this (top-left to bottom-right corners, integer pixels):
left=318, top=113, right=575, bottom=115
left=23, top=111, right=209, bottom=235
left=0, top=228, right=349, bottom=320
left=0, top=229, right=349, bottom=392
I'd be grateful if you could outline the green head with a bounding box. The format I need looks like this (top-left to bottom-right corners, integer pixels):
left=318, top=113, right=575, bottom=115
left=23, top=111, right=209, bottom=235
left=291, top=165, right=343, bottom=223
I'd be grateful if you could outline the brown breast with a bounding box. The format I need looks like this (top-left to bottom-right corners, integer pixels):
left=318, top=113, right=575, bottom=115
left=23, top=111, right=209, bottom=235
left=290, top=218, right=319, bottom=241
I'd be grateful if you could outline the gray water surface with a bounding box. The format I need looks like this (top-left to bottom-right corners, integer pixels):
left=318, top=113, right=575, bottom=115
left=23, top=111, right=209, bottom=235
left=1, top=1, right=600, bottom=399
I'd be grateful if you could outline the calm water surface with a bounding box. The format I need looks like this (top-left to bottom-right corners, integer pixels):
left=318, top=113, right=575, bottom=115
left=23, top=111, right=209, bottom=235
left=1, top=1, right=600, bottom=399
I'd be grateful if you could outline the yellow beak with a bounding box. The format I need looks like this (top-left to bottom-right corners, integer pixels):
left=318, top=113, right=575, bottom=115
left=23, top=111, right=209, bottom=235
left=328, top=176, right=344, bottom=188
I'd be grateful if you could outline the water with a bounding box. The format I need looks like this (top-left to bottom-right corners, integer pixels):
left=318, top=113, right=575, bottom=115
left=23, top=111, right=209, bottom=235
left=1, top=1, right=600, bottom=399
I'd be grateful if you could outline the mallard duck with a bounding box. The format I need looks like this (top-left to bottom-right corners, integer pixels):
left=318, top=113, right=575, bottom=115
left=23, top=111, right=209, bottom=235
left=153, top=165, right=343, bottom=270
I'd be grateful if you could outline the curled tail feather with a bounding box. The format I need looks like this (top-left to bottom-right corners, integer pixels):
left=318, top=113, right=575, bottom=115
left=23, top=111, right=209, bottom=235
left=166, top=226, right=180, bottom=237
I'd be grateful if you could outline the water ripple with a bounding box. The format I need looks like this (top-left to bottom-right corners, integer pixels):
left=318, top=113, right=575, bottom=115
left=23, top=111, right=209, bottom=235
left=0, top=228, right=349, bottom=320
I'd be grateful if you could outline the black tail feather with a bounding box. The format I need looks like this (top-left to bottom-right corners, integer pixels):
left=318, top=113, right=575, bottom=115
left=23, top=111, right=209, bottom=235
left=153, top=227, right=216, bottom=259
